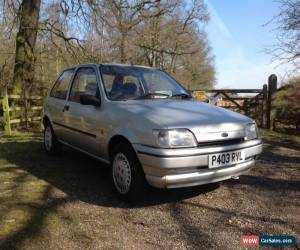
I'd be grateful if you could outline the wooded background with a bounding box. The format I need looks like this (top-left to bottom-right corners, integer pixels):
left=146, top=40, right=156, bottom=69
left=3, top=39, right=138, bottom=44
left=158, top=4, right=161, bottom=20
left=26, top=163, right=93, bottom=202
left=0, top=0, right=215, bottom=95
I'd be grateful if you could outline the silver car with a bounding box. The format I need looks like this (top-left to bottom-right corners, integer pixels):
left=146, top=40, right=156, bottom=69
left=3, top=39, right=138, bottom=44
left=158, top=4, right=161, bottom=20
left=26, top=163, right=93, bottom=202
left=43, top=63, right=262, bottom=200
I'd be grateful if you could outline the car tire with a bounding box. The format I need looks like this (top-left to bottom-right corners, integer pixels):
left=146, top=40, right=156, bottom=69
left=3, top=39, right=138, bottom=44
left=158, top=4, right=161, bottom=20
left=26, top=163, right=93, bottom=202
left=111, top=142, right=148, bottom=201
left=44, top=123, right=62, bottom=155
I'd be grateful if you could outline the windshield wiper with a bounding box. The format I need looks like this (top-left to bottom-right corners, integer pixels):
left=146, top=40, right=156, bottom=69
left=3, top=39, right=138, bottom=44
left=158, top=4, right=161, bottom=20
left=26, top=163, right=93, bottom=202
left=136, top=93, right=170, bottom=99
left=171, top=93, right=192, bottom=99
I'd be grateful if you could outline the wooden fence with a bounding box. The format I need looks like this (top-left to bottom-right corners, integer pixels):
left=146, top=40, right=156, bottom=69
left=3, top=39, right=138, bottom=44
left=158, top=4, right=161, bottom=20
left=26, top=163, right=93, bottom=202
left=0, top=87, right=44, bottom=135
left=193, top=88, right=266, bottom=126
left=192, top=74, right=278, bottom=129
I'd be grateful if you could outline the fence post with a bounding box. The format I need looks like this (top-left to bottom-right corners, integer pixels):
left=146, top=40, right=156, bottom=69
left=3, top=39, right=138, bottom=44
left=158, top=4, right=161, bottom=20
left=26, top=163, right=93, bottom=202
left=2, top=86, right=11, bottom=135
left=262, top=84, right=268, bottom=128
left=266, top=74, right=277, bottom=129
left=24, top=91, right=29, bottom=129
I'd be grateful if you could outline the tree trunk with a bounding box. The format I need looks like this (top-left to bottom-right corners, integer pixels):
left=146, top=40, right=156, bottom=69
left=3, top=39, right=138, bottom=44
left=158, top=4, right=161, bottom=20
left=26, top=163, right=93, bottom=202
left=12, top=0, right=41, bottom=94
left=120, top=31, right=127, bottom=63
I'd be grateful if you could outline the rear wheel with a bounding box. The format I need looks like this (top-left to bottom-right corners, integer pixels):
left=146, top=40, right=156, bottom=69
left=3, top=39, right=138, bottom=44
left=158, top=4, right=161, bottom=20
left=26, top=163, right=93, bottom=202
left=44, top=123, right=62, bottom=155
left=111, top=142, right=148, bottom=201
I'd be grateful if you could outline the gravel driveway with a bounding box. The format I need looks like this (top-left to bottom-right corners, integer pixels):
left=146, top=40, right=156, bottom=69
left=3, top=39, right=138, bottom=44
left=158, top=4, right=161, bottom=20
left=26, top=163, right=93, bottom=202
left=0, top=132, right=299, bottom=250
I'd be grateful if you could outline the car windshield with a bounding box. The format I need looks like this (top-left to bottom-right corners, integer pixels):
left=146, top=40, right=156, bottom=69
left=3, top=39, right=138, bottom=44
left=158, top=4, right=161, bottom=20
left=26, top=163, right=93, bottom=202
left=100, top=65, right=191, bottom=101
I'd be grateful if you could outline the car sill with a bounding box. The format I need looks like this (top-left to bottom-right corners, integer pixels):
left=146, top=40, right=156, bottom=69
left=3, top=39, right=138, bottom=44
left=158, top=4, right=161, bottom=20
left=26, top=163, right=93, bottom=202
left=59, top=140, right=110, bottom=164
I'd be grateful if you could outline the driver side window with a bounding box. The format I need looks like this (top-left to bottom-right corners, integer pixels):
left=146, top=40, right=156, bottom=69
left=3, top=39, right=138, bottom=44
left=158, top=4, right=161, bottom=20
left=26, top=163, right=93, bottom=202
left=69, top=67, right=99, bottom=103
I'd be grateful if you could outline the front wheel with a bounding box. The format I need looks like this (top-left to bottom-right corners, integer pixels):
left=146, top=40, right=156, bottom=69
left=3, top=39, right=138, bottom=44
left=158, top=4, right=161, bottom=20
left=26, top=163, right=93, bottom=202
left=44, top=123, right=62, bottom=155
left=111, top=142, right=148, bottom=201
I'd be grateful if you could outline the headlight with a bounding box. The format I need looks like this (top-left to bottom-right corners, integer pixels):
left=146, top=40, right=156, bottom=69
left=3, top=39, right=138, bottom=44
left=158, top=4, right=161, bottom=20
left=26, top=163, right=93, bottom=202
left=245, top=123, right=258, bottom=140
left=153, top=129, right=197, bottom=148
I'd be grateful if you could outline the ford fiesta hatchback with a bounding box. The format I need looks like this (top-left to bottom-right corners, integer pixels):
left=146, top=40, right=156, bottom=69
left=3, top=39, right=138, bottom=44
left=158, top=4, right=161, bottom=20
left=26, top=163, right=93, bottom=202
left=43, top=63, right=262, bottom=200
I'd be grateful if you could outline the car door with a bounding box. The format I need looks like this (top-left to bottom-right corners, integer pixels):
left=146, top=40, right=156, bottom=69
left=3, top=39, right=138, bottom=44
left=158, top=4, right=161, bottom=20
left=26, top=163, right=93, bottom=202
left=48, top=68, right=75, bottom=141
left=62, top=66, right=104, bottom=156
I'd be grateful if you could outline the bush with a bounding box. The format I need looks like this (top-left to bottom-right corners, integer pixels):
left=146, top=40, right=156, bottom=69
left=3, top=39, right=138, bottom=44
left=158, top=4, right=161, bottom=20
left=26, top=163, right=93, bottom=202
left=272, top=76, right=300, bottom=132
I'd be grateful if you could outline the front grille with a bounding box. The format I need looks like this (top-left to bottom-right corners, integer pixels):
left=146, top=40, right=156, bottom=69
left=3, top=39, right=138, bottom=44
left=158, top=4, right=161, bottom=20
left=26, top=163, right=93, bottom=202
left=197, top=138, right=245, bottom=147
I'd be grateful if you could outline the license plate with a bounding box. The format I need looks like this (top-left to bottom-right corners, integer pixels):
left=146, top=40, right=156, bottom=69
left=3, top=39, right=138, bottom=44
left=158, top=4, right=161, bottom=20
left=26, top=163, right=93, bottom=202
left=209, top=150, right=245, bottom=168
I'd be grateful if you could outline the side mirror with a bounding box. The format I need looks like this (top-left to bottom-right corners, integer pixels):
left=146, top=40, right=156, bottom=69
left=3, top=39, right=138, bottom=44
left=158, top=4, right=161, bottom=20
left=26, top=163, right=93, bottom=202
left=80, top=94, right=101, bottom=107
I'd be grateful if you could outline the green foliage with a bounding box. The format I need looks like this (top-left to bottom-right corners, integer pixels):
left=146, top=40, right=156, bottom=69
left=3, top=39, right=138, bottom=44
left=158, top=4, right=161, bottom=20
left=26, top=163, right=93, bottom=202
left=272, top=76, right=300, bottom=130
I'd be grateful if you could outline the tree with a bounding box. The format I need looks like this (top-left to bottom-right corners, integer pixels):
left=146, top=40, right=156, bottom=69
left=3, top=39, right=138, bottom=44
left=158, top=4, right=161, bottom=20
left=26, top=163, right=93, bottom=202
left=135, top=0, right=214, bottom=88
left=270, top=0, right=300, bottom=69
left=12, top=0, right=41, bottom=94
left=93, top=0, right=168, bottom=63
left=0, top=7, right=16, bottom=88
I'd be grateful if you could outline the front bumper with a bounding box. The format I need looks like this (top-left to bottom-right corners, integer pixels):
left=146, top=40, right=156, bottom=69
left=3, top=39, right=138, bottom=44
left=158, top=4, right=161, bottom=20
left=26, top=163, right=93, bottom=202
left=133, top=138, right=262, bottom=188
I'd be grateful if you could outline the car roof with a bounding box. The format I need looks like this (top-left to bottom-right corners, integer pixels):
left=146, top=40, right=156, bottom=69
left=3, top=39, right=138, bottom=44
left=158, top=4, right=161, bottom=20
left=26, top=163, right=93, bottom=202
left=64, top=63, right=155, bottom=70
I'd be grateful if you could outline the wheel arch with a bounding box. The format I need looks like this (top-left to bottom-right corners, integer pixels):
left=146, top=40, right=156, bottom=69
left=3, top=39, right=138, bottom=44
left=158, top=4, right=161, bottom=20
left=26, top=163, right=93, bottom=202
left=108, top=135, right=135, bottom=162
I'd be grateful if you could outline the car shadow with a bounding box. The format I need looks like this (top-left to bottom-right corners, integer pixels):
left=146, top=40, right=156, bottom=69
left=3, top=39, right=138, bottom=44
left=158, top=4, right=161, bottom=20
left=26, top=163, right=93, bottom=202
left=0, top=139, right=219, bottom=208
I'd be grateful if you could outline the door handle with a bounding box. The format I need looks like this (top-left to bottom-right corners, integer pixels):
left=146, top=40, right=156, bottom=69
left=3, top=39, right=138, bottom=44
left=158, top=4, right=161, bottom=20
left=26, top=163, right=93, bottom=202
left=62, top=105, right=69, bottom=112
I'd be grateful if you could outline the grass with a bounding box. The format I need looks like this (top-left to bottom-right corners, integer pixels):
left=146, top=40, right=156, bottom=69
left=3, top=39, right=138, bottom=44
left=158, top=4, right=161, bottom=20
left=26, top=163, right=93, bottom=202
left=0, top=132, right=74, bottom=249
left=260, top=128, right=300, bottom=148
left=0, top=131, right=119, bottom=249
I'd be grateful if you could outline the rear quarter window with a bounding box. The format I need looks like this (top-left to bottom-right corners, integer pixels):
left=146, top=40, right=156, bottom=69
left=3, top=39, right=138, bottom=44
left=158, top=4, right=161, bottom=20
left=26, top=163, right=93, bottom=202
left=50, top=69, right=75, bottom=99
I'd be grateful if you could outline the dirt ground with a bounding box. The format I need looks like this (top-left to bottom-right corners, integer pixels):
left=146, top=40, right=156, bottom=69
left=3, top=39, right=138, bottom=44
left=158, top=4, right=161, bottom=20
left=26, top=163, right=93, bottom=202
left=0, top=131, right=299, bottom=250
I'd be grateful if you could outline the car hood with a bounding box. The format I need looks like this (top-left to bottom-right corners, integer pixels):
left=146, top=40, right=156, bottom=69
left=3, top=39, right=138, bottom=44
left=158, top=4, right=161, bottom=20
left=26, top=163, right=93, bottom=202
left=114, top=99, right=253, bottom=142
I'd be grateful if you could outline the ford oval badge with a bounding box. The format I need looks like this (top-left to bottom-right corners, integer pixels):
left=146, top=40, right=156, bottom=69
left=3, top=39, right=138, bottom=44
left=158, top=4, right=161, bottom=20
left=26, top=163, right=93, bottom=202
left=221, top=132, right=228, bottom=137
